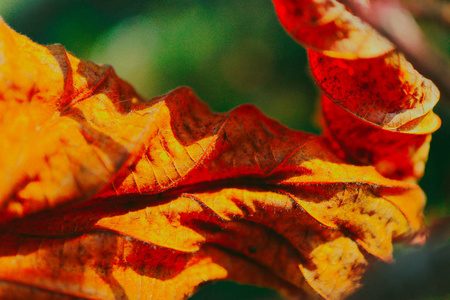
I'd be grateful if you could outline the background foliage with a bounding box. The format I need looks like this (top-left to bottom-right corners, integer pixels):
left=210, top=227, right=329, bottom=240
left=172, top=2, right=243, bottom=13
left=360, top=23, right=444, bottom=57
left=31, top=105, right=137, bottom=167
left=1, top=0, right=449, bottom=298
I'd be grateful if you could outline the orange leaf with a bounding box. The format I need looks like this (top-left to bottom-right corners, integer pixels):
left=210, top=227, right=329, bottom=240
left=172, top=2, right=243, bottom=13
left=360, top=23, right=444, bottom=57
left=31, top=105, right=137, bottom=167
left=0, top=18, right=154, bottom=223
left=1, top=84, right=425, bottom=299
left=1, top=163, right=424, bottom=299
left=0, top=10, right=430, bottom=300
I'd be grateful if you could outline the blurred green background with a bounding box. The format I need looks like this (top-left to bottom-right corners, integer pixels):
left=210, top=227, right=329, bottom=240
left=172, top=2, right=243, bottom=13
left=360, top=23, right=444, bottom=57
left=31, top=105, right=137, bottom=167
left=1, top=0, right=449, bottom=299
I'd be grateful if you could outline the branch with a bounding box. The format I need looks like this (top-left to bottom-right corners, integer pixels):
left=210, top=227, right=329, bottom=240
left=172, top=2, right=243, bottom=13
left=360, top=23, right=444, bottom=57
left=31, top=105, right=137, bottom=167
left=337, top=0, right=450, bottom=102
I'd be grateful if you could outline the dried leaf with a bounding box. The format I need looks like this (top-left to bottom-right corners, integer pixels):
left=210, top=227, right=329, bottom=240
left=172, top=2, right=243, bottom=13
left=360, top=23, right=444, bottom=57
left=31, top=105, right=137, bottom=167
left=0, top=6, right=432, bottom=300
left=1, top=157, right=424, bottom=300
left=272, top=0, right=394, bottom=58
left=0, top=80, right=425, bottom=299
left=0, top=18, right=154, bottom=223
left=322, top=95, right=432, bottom=180
left=309, top=50, right=441, bottom=132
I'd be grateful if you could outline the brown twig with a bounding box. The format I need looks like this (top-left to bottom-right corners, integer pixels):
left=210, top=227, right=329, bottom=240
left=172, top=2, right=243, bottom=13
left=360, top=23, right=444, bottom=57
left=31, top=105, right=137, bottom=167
left=337, top=0, right=450, bottom=102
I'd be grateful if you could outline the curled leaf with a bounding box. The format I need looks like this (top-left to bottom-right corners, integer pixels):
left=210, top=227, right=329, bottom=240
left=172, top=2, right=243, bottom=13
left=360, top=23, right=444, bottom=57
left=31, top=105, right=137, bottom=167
left=0, top=8, right=431, bottom=300
left=0, top=18, right=153, bottom=223
left=322, top=95, right=432, bottom=180
left=272, top=0, right=394, bottom=58
left=1, top=80, right=425, bottom=299
left=309, top=50, right=441, bottom=132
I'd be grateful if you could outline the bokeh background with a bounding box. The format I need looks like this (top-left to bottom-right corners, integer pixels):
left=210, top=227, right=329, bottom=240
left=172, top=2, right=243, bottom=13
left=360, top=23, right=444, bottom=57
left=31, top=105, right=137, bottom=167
left=1, top=0, right=449, bottom=299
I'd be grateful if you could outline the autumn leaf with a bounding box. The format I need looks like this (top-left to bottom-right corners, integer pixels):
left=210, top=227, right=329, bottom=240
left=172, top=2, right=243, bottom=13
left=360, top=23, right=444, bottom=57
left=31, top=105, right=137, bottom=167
left=0, top=81, right=425, bottom=299
left=308, top=50, right=441, bottom=132
left=270, top=0, right=441, bottom=181
left=271, top=0, right=394, bottom=58
left=305, top=35, right=440, bottom=182
left=0, top=1, right=439, bottom=299
left=0, top=18, right=154, bottom=224
left=0, top=69, right=426, bottom=298
left=322, top=94, right=433, bottom=180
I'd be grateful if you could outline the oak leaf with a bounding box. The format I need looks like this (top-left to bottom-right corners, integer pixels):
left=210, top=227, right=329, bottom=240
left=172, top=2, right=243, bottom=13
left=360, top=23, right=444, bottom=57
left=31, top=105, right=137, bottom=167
left=0, top=4, right=434, bottom=300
